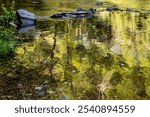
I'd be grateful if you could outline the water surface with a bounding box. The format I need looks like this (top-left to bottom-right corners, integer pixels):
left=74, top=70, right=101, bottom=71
left=0, top=0, right=150, bottom=99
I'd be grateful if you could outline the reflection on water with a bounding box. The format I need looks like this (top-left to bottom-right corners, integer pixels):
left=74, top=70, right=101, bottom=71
left=100, top=0, right=150, bottom=10
left=0, top=0, right=150, bottom=99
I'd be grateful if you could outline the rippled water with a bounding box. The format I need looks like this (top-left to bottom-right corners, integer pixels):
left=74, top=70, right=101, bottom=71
left=0, top=0, right=150, bottom=99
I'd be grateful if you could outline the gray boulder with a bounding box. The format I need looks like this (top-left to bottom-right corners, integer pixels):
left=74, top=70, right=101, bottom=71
left=16, top=9, right=36, bottom=27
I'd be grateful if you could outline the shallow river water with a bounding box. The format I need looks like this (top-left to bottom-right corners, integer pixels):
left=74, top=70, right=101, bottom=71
left=0, top=0, right=150, bottom=99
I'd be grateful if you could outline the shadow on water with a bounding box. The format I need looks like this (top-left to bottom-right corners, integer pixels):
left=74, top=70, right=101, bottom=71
left=1, top=0, right=150, bottom=99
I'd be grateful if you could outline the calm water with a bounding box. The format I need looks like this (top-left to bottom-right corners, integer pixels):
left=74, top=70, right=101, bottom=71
left=0, top=0, right=150, bottom=99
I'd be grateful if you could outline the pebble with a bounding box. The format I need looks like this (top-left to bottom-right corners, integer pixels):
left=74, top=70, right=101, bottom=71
left=35, top=86, right=45, bottom=96
left=72, top=70, right=76, bottom=73
left=35, top=86, right=43, bottom=90
left=7, top=73, right=13, bottom=77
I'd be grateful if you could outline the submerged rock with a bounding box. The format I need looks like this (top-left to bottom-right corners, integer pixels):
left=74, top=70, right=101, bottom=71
left=7, top=73, right=13, bottom=77
left=50, top=8, right=96, bottom=19
left=35, top=86, right=45, bottom=96
left=61, top=95, right=70, bottom=100
left=106, top=7, right=120, bottom=12
left=35, top=86, right=43, bottom=90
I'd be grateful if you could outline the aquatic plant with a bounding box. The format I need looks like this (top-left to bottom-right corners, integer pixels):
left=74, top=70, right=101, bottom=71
left=0, top=26, right=16, bottom=58
left=0, top=1, right=17, bottom=58
left=0, top=1, right=16, bottom=25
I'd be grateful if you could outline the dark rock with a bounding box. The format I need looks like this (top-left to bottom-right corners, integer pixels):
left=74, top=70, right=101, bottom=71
left=16, top=9, right=36, bottom=27
left=126, top=8, right=134, bottom=11
left=50, top=13, right=67, bottom=18
left=106, top=7, right=120, bottom=12
left=76, top=44, right=85, bottom=51
left=50, top=8, right=96, bottom=19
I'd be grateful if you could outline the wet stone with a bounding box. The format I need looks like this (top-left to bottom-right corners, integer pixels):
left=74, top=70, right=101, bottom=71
left=35, top=86, right=45, bottom=96
left=61, top=95, right=70, bottom=100
left=7, top=73, right=13, bottom=77
left=106, top=7, right=120, bottom=12
left=36, top=90, right=45, bottom=96
left=35, top=86, right=43, bottom=90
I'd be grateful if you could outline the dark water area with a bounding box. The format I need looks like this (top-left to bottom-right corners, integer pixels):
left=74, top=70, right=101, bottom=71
left=0, top=0, right=150, bottom=99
